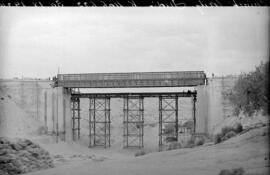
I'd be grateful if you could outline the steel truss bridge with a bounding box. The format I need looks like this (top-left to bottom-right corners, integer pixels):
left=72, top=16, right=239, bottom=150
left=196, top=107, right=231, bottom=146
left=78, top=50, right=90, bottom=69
left=54, top=71, right=207, bottom=150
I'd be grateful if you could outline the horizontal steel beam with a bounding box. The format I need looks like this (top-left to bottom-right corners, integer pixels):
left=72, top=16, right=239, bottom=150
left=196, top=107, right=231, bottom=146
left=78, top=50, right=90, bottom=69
left=71, top=91, right=196, bottom=98
left=57, top=79, right=205, bottom=88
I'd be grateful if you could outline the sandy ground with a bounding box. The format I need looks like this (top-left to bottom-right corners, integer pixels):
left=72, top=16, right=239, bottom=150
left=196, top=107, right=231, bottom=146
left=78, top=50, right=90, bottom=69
left=26, top=126, right=269, bottom=175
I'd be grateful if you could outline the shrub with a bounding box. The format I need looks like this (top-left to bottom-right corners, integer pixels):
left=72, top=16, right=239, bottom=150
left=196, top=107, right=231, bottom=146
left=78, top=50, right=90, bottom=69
left=214, top=123, right=243, bottom=144
left=194, top=137, right=205, bottom=146
left=214, top=134, right=222, bottom=144
left=136, top=123, right=143, bottom=129
left=219, top=168, right=245, bottom=175
left=231, top=168, right=245, bottom=175
left=163, top=123, right=175, bottom=135
left=182, top=120, right=194, bottom=131
left=233, top=123, right=243, bottom=133
left=221, top=127, right=233, bottom=137
left=183, top=137, right=195, bottom=148
left=221, top=124, right=243, bottom=137
left=134, top=150, right=146, bottom=157
left=149, top=123, right=156, bottom=127
left=228, top=61, right=269, bottom=116
left=166, top=142, right=182, bottom=151
left=166, top=137, right=177, bottom=143
left=222, top=131, right=237, bottom=141
left=219, top=169, right=232, bottom=175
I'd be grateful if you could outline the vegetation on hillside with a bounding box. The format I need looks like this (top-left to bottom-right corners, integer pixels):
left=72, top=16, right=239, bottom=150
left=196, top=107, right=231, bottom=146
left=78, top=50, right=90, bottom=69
left=227, top=61, right=269, bottom=116
left=214, top=123, right=243, bottom=144
left=134, top=150, right=146, bottom=157
left=219, top=167, right=245, bottom=175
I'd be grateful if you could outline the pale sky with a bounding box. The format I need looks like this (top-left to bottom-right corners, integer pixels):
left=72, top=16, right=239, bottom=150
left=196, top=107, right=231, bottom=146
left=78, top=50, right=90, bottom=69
left=0, top=7, right=269, bottom=79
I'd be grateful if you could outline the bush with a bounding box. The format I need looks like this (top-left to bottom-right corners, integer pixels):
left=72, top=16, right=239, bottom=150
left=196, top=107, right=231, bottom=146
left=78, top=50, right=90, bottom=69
left=166, top=142, right=182, bottom=151
left=165, top=135, right=205, bottom=150
left=163, top=123, right=175, bottom=135
left=222, top=124, right=243, bottom=137
left=219, top=168, right=245, bottom=175
left=148, top=123, right=156, bottom=127
left=165, top=137, right=177, bottom=143
left=214, top=123, right=243, bottom=144
left=134, top=150, right=146, bottom=157
left=194, top=137, right=205, bottom=146
left=214, top=134, right=222, bottom=144
left=228, top=61, right=269, bottom=116
left=183, top=137, right=195, bottom=148
left=182, top=120, right=194, bottom=131
left=221, top=127, right=234, bottom=137
left=233, top=123, right=243, bottom=133
left=222, top=131, right=237, bottom=142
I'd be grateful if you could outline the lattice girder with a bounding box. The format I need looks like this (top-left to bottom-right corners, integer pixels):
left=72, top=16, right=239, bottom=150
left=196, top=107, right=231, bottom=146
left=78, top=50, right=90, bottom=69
left=123, top=97, right=144, bottom=148
left=71, top=97, right=80, bottom=141
left=89, top=98, right=111, bottom=148
left=159, top=96, right=178, bottom=150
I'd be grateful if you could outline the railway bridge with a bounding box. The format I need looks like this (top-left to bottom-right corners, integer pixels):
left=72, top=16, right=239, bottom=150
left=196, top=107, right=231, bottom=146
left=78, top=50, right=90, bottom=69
left=53, top=71, right=207, bottom=150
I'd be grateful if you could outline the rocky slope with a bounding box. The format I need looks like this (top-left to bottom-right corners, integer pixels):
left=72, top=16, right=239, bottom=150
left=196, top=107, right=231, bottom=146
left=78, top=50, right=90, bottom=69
left=0, top=137, right=54, bottom=175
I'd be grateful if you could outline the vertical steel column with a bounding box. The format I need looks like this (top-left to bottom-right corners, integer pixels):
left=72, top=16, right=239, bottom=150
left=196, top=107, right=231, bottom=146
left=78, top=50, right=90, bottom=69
left=192, top=95, right=197, bottom=133
left=175, top=96, right=179, bottom=141
left=36, top=80, right=39, bottom=121
left=93, top=98, right=96, bottom=146
left=89, top=98, right=93, bottom=147
left=104, top=98, right=107, bottom=147
left=71, top=98, right=75, bottom=141
left=63, top=99, right=66, bottom=141
left=123, top=96, right=144, bottom=148
left=123, top=97, right=128, bottom=148
left=158, top=96, right=178, bottom=151
left=159, top=96, right=162, bottom=150
left=44, top=91, right=47, bottom=133
left=78, top=100, right=80, bottom=140
left=89, top=98, right=95, bottom=146
left=107, top=98, right=111, bottom=147
left=141, top=98, right=144, bottom=148
left=89, top=98, right=111, bottom=148
left=56, top=88, right=59, bottom=143
left=71, top=97, right=80, bottom=141
left=52, top=92, right=55, bottom=134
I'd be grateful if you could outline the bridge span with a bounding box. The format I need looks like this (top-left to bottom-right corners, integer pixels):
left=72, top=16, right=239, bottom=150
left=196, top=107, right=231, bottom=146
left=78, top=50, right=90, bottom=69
left=53, top=71, right=207, bottom=150
left=54, top=71, right=207, bottom=88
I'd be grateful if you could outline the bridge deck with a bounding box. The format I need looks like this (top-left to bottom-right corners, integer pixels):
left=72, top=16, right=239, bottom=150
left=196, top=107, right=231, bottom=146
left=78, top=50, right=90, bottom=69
left=55, top=71, right=207, bottom=88
left=71, top=91, right=196, bottom=98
